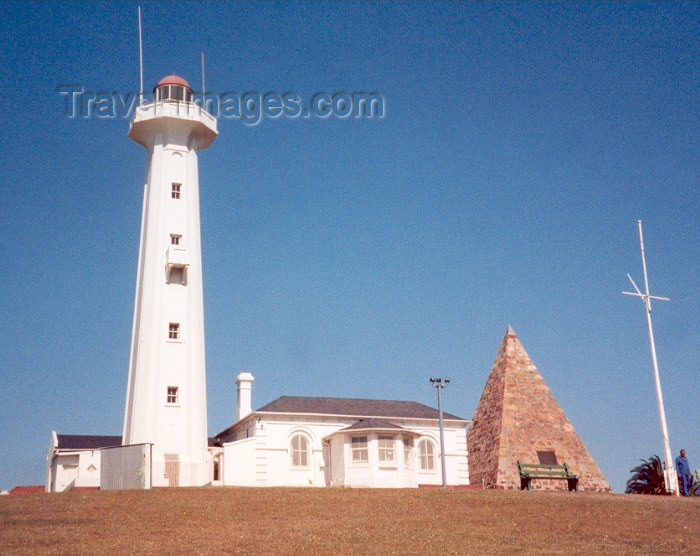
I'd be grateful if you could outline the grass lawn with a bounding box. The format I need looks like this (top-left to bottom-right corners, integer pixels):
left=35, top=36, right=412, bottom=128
left=1, top=487, right=698, bottom=554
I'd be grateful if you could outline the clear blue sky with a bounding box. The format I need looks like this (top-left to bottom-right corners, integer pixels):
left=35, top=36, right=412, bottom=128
left=0, top=1, right=697, bottom=493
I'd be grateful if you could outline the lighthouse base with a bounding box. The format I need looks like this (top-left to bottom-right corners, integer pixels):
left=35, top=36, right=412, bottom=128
left=151, top=452, right=213, bottom=488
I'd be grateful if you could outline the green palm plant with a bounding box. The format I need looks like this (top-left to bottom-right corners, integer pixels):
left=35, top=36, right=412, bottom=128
left=625, top=455, right=667, bottom=495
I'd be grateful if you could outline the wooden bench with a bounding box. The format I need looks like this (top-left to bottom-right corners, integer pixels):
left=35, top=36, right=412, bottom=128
left=517, top=461, right=578, bottom=491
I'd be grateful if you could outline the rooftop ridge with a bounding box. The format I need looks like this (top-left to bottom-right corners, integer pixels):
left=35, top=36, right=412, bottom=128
left=255, top=395, right=465, bottom=421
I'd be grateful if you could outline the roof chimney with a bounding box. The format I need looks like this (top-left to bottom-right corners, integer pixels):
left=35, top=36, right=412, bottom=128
left=235, top=373, right=254, bottom=422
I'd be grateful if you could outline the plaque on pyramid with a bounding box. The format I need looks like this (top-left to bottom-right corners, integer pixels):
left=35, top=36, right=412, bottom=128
left=467, top=326, right=610, bottom=491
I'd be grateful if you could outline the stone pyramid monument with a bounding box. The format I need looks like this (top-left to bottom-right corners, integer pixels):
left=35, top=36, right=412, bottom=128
left=467, top=326, right=610, bottom=491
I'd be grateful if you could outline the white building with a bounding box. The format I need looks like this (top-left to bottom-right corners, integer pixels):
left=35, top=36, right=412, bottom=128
left=45, top=75, right=471, bottom=491
left=45, top=433, right=121, bottom=492
left=46, top=374, right=470, bottom=490
left=122, top=75, right=217, bottom=487
left=213, top=374, right=470, bottom=488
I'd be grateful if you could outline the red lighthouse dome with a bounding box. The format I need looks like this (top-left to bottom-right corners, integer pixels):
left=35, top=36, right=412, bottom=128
left=154, top=74, right=193, bottom=102
left=156, top=74, right=192, bottom=89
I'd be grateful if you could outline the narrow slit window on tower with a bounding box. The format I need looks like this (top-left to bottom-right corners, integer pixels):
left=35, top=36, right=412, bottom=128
left=171, top=183, right=181, bottom=199
left=170, top=234, right=181, bottom=246
left=168, top=322, right=180, bottom=340
left=167, top=386, right=178, bottom=404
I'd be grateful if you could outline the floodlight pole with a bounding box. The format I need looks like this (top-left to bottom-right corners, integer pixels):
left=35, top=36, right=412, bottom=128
left=622, top=220, right=677, bottom=495
left=430, top=377, right=450, bottom=488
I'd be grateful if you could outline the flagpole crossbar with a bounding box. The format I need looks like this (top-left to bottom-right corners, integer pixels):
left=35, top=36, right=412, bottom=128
left=623, top=274, right=670, bottom=303
left=622, top=291, right=670, bottom=302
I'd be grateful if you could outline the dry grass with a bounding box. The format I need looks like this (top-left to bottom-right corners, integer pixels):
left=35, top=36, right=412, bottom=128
left=1, top=487, right=698, bottom=555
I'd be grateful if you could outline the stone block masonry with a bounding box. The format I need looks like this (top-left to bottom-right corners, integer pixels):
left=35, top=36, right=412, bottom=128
left=467, top=326, right=610, bottom=492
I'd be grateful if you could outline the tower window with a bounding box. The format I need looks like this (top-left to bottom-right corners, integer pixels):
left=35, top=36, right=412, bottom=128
left=170, top=234, right=181, bottom=246
left=168, top=322, right=180, bottom=340
left=167, top=267, right=186, bottom=286
left=171, top=183, right=181, bottom=199
left=167, top=386, right=178, bottom=404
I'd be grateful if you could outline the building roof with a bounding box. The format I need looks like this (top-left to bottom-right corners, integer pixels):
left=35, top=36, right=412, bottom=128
left=10, top=485, right=44, bottom=495
left=56, top=435, right=122, bottom=450
left=156, top=74, right=191, bottom=89
left=256, top=396, right=465, bottom=421
left=55, top=434, right=222, bottom=449
left=340, top=419, right=406, bottom=431
left=322, top=418, right=419, bottom=441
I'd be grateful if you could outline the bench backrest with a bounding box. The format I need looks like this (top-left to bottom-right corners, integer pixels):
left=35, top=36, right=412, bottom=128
left=517, top=461, right=574, bottom=476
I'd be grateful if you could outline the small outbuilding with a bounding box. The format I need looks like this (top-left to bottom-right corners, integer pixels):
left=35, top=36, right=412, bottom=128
left=46, top=433, right=121, bottom=492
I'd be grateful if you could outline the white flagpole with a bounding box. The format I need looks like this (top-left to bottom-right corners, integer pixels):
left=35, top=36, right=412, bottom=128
left=201, top=52, right=206, bottom=111
left=623, top=220, right=677, bottom=495
left=138, top=6, right=144, bottom=105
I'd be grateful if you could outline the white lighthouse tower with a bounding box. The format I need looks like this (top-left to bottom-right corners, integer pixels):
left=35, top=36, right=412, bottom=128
left=123, top=75, right=217, bottom=487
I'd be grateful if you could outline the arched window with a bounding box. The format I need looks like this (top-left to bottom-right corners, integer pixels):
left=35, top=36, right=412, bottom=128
left=290, top=433, right=310, bottom=468
left=417, top=439, right=436, bottom=471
